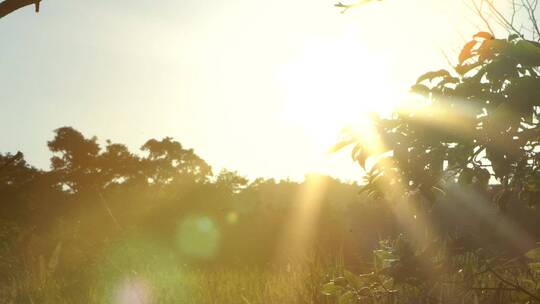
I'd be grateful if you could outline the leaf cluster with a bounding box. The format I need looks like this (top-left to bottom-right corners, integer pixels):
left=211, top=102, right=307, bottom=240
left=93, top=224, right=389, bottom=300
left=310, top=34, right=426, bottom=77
left=335, top=32, right=540, bottom=208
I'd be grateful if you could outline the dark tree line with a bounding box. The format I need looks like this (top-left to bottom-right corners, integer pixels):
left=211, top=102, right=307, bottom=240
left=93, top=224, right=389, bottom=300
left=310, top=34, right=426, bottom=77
left=2, top=127, right=539, bottom=280
left=1, top=127, right=399, bottom=289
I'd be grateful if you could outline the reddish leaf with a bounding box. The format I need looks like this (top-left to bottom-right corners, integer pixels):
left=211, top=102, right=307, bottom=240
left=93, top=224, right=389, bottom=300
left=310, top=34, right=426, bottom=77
left=473, top=31, right=494, bottom=40
left=459, top=40, right=478, bottom=64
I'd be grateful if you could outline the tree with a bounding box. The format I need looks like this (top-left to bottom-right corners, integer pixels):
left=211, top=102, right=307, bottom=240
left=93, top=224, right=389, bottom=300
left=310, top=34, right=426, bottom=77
left=140, top=137, right=212, bottom=185
left=215, top=169, right=248, bottom=193
left=328, top=30, right=540, bottom=304
left=47, top=127, right=143, bottom=193
left=339, top=32, right=540, bottom=207
left=334, top=4, right=540, bottom=208
left=48, top=127, right=102, bottom=193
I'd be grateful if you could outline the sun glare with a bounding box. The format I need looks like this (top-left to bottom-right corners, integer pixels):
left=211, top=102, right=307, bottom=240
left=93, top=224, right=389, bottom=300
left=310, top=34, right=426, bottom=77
left=278, top=30, right=403, bottom=151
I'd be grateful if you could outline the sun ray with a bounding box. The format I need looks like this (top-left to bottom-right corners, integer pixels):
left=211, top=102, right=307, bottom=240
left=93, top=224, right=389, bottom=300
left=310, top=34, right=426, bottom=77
left=274, top=175, right=328, bottom=265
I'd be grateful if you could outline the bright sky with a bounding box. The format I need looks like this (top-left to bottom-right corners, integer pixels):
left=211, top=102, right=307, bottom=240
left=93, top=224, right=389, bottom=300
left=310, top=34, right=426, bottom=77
left=0, top=0, right=497, bottom=181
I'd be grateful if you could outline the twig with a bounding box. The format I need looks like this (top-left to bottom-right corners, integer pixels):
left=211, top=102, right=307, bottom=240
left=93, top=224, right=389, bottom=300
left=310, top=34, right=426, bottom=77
left=521, top=0, right=540, bottom=41
left=484, top=0, right=524, bottom=36
left=98, top=191, right=122, bottom=230
left=471, top=0, right=496, bottom=36
left=487, top=267, right=540, bottom=302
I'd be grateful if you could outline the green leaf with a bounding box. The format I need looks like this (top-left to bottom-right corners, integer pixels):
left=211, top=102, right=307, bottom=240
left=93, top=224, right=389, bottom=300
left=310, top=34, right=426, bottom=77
left=477, top=39, right=508, bottom=61
left=525, top=247, right=540, bottom=260
left=374, top=249, right=394, bottom=260
left=338, top=291, right=356, bottom=304
left=495, top=189, right=511, bottom=210
left=344, top=270, right=374, bottom=289
left=355, top=149, right=368, bottom=169
left=343, top=270, right=361, bottom=288
left=321, top=282, right=341, bottom=296
left=420, top=186, right=436, bottom=204
left=416, top=69, right=451, bottom=83
left=474, top=168, right=490, bottom=188
left=437, top=76, right=460, bottom=87
left=358, top=287, right=371, bottom=296
left=374, top=249, right=396, bottom=271
left=334, top=276, right=348, bottom=287
left=485, top=58, right=518, bottom=83
left=330, top=138, right=355, bottom=153
left=511, top=40, right=540, bottom=67
left=358, top=183, right=372, bottom=195
left=508, top=34, right=520, bottom=41
left=410, top=84, right=430, bottom=96
left=351, top=144, right=362, bottom=160
left=528, top=262, right=540, bottom=272
left=459, top=169, right=473, bottom=185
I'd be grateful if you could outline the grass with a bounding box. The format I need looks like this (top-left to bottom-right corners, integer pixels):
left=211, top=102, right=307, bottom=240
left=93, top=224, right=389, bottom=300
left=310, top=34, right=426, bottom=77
left=2, top=256, right=344, bottom=304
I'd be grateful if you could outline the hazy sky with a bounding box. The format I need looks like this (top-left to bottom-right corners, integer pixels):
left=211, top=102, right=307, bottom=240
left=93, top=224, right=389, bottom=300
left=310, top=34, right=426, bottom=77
left=0, top=0, right=500, bottom=181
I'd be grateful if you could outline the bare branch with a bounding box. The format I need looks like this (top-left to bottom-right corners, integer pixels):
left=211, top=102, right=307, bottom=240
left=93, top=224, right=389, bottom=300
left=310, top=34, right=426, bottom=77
left=0, top=0, right=41, bottom=20
left=521, top=0, right=540, bottom=40
left=484, top=0, right=524, bottom=36
left=487, top=267, right=540, bottom=302
left=471, top=0, right=496, bottom=36
left=510, top=0, right=520, bottom=26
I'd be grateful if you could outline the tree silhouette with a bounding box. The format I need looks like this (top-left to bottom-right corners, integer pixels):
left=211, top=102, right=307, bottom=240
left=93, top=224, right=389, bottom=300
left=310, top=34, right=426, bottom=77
left=141, top=137, right=212, bottom=185
left=47, top=127, right=102, bottom=193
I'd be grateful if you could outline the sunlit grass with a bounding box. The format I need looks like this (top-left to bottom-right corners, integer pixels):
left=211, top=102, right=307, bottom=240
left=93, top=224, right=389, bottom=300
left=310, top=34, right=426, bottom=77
left=3, top=258, right=343, bottom=304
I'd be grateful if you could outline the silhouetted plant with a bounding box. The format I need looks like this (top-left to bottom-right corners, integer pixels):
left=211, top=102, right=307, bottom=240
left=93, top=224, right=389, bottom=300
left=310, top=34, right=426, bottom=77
left=334, top=31, right=540, bottom=209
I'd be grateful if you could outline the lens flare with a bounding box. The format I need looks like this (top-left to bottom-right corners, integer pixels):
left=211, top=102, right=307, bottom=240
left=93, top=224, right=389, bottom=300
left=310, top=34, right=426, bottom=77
left=226, top=212, right=239, bottom=225
left=176, top=215, right=221, bottom=260
left=114, top=276, right=151, bottom=304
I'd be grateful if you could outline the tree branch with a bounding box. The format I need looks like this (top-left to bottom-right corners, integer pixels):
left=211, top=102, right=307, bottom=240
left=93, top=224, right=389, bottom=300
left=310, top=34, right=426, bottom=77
left=335, top=0, right=380, bottom=13
left=471, top=0, right=496, bottom=37
left=521, top=0, right=540, bottom=41
left=483, top=0, right=524, bottom=36
left=487, top=267, right=540, bottom=302
left=0, top=0, right=41, bottom=20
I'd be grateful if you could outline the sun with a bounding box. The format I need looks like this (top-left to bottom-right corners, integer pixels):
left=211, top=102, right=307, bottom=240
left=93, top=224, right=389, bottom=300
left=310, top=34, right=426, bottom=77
left=277, top=30, right=403, bottom=151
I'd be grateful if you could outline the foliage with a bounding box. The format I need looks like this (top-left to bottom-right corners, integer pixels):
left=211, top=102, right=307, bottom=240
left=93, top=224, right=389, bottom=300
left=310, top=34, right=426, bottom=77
left=328, top=6, right=540, bottom=302
left=323, top=236, right=540, bottom=303
left=0, top=126, right=395, bottom=301
left=45, top=127, right=213, bottom=193
left=335, top=32, right=540, bottom=208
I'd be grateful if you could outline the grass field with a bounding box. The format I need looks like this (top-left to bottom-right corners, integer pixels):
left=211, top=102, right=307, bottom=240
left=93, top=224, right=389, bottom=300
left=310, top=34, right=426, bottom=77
left=2, top=255, right=344, bottom=304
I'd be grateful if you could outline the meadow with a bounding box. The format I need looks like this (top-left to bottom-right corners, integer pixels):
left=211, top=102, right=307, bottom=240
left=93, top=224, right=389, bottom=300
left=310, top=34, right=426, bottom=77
left=3, top=256, right=342, bottom=304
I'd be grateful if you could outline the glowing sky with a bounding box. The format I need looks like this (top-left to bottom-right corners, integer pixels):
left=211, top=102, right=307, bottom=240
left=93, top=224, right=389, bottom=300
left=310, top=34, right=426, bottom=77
left=0, top=0, right=500, bottom=181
